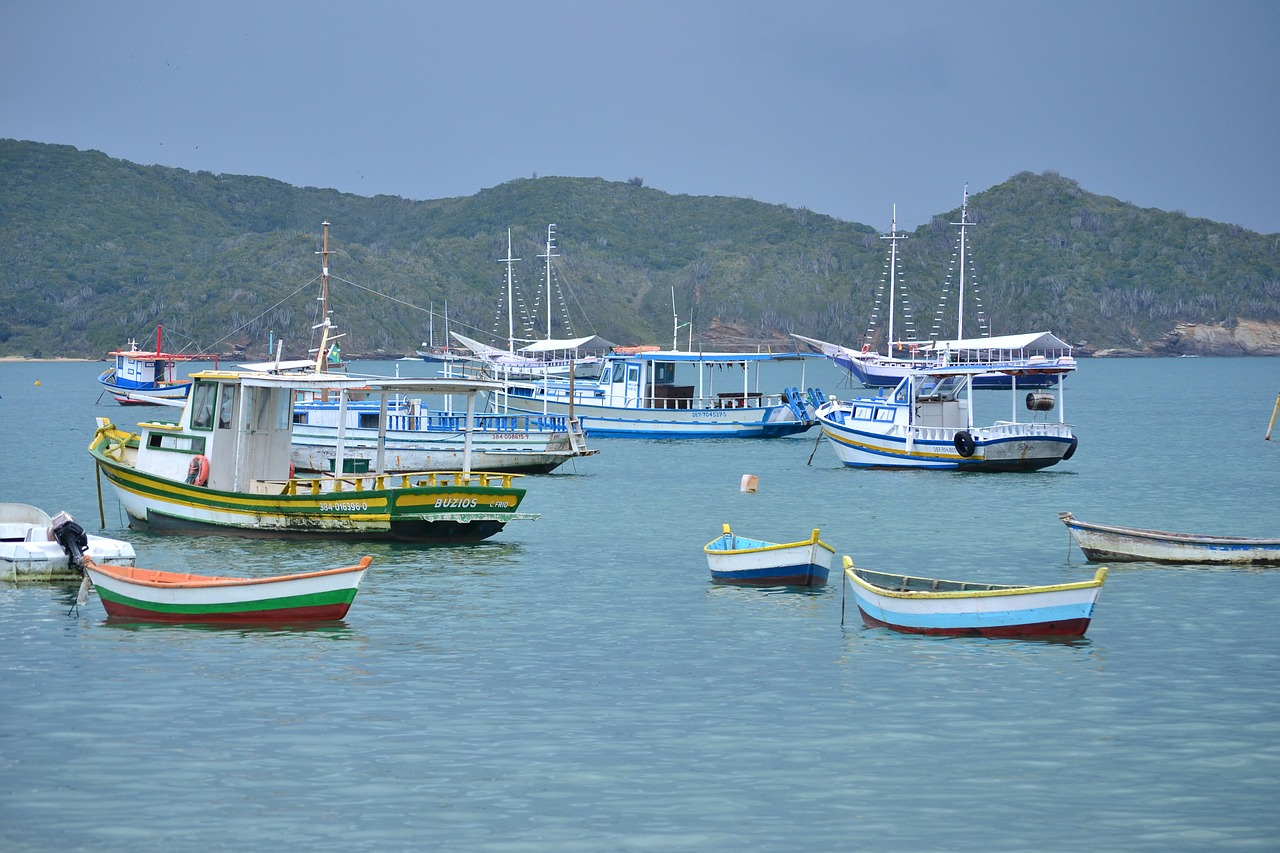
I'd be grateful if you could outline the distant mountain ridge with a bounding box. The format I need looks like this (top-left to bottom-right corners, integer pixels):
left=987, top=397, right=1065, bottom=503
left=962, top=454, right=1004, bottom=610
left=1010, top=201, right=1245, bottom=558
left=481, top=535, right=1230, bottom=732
left=1, top=138, right=1277, bottom=359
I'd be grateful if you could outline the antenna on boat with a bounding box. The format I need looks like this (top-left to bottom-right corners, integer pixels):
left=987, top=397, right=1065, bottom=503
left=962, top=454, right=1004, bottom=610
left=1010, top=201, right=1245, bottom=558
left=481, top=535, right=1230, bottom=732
left=672, top=287, right=691, bottom=351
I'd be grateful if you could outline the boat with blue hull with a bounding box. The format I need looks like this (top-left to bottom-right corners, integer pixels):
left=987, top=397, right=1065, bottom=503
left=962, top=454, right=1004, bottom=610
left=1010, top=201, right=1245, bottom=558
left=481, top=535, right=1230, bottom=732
left=97, top=325, right=217, bottom=405
left=703, top=524, right=834, bottom=586
left=291, top=396, right=596, bottom=475
left=843, top=557, right=1108, bottom=638
left=500, top=348, right=821, bottom=439
left=814, top=363, right=1077, bottom=471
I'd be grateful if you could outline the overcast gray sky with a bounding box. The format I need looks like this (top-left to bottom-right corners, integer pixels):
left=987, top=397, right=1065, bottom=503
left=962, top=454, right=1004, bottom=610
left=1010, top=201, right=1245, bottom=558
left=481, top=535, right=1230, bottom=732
left=5, top=0, right=1278, bottom=234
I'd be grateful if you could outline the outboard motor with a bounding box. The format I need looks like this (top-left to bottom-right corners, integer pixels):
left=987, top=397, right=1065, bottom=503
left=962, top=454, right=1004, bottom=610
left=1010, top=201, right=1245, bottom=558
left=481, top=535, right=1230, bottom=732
left=50, top=511, right=90, bottom=573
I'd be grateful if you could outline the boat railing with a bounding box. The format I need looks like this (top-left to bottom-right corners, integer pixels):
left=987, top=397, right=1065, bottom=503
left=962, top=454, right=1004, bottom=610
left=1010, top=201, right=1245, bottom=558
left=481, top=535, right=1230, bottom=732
left=273, top=470, right=523, bottom=496
left=383, top=412, right=569, bottom=433
left=984, top=420, right=1073, bottom=437
left=902, top=421, right=1073, bottom=443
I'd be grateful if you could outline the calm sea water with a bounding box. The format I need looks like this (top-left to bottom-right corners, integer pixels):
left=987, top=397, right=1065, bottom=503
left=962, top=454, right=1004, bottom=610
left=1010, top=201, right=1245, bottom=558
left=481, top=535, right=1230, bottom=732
left=1, top=357, right=1278, bottom=851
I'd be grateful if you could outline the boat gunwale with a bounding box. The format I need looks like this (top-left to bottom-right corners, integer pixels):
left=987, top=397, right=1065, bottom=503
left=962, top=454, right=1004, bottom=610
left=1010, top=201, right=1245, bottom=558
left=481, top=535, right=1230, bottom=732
left=84, top=556, right=372, bottom=589
left=703, top=526, right=834, bottom=557
left=843, top=559, right=1108, bottom=600
left=1059, top=512, right=1280, bottom=547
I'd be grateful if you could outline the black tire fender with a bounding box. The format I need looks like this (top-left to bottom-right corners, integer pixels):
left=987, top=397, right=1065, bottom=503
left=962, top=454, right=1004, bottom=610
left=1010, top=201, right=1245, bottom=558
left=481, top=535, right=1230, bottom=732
left=953, top=430, right=976, bottom=458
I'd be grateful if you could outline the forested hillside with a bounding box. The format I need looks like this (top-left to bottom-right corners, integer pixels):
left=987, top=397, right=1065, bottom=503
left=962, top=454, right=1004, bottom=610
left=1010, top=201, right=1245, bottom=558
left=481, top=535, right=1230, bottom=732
left=2, top=139, right=1277, bottom=359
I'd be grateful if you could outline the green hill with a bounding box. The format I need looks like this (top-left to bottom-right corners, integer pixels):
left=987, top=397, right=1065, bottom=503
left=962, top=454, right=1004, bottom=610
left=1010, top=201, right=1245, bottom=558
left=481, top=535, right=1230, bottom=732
left=2, top=139, right=1277, bottom=359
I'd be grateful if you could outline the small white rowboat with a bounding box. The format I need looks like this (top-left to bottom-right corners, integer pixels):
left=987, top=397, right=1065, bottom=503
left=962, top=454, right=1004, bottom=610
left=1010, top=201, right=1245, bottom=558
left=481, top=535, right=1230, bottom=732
left=1059, top=511, right=1280, bottom=565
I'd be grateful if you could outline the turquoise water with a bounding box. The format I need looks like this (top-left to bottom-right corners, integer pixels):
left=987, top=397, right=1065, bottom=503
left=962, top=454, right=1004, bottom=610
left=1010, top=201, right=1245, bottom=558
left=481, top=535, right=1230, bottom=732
left=2, top=357, right=1279, bottom=851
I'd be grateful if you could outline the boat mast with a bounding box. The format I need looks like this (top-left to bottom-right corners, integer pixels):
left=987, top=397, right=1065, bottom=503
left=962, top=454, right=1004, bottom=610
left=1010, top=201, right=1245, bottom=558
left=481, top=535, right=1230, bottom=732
left=315, top=221, right=334, bottom=373
left=952, top=187, right=970, bottom=341
left=538, top=224, right=558, bottom=340
left=503, top=228, right=521, bottom=354
left=880, top=206, right=907, bottom=357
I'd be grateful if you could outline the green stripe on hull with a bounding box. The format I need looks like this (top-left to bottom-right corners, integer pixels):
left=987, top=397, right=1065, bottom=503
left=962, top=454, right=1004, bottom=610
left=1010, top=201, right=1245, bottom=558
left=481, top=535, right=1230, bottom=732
left=95, top=585, right=357, bottom=616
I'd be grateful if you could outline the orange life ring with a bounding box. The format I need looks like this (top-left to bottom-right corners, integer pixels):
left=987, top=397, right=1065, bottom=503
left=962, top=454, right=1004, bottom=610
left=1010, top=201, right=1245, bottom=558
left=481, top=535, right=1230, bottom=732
left=186, top=454, right=210, bottom=486
left=861, top=344, right=871, bottom=354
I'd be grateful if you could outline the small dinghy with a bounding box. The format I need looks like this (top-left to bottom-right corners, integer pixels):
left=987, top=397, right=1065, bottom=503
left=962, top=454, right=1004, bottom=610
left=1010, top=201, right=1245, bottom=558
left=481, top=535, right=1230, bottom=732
left=703, top=524, right=835, bottom=586
left=81, top=556, right=373, bottom=623
left=0, top=503, right=136, bottom=581
left=843, top=556, right=1108, bottom=639
left=1059, top=511, right=1280, bottom=565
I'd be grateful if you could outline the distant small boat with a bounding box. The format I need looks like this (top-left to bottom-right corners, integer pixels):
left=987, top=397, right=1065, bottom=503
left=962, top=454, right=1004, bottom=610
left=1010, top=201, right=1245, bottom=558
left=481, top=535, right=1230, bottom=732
left=97, top=325, right=217, bottom=405
left=1, top=503, right=135, bottom=581
left=1059, top=512, right=1280, bottom=565
left=842, top=557, right=1107, bottom=638
left=82, top=556, right=373, bottom=623
left=703, top=524, right=835, bottom=586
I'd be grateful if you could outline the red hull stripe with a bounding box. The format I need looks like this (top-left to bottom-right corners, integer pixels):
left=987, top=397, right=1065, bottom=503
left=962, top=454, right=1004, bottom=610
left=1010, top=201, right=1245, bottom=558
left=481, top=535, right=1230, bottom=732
left=858, top=609, right=1091, bottom=639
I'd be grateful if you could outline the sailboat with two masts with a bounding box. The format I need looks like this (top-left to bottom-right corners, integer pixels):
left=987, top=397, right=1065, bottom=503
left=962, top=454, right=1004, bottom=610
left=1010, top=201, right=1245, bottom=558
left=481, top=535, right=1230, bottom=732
left=795, top=187, right=1077, bottom=390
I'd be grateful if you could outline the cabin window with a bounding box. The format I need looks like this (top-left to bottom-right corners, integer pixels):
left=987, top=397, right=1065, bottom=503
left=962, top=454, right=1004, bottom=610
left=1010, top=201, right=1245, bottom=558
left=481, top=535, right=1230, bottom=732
left=853, top=406, right=874, bottom=420
left=190, top=381, right=217, bottom=431
left=274, top=391, right=292, bottom=430
left=653, top=362, right=676, bottom=385
left=147, top=433, right=205, bottom=454
left=874, top=408, right=895, bottom=421
left=893, top=384, right=909, bottom=405
left=610, top=362, right=627, bottom=383
left=217, top=386, right=235, bottom=429
left=358, top=412, right=381, bottom=429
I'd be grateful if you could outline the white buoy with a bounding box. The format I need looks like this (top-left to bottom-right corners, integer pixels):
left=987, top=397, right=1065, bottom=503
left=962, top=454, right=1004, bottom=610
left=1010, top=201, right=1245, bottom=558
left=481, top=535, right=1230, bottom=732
left=740, top=473, right=759, bottom=493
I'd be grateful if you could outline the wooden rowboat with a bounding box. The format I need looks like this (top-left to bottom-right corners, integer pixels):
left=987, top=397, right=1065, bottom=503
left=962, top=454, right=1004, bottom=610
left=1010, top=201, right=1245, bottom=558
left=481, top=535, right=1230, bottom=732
left=1059, top=511, right=1280, bottom=565
left=703, top=524, right=835, bottom=586
left=843, top=557, right=1107, bottom=638
left=82, top=556, right=372, bottom=623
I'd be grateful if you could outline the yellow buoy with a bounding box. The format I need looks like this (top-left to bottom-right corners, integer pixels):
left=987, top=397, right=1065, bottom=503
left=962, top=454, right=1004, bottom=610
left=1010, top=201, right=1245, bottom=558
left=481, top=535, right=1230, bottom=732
left=34, top=380, right=41, bottom=387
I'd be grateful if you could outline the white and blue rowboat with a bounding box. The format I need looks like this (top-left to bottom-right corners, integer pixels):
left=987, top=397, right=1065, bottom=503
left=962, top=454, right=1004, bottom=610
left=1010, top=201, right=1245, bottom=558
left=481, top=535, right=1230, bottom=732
left=1059, top=512, right=1280, bottom=565
left=500, top=348, right=821, bottom=439
left=703, top=524, right=835, bottom=586
left=842, top=557, right=1108, bottom=639
left=814, top=363, right=1077, bottom=471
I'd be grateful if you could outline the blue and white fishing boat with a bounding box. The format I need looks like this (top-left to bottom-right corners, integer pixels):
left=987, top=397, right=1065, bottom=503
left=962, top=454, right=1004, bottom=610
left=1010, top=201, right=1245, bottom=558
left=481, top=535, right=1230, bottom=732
left=97, top=325, right=217, bottom=405
left=843, top=557, right=1108, bottom=638
left=1059, top=512, right=1280, bottom=565
left=704, top=524, right=834, bottom=586
left=813, top=362, right=1077, bottom=470
left=500, top=348, right=821, bottom=439
left=291, top=394, right=596, bottom=475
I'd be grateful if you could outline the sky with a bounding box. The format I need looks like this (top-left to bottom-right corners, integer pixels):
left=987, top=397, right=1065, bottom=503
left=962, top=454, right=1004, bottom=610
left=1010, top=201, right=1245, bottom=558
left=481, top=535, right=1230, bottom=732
left=4, top=0, right=1279, bottom=234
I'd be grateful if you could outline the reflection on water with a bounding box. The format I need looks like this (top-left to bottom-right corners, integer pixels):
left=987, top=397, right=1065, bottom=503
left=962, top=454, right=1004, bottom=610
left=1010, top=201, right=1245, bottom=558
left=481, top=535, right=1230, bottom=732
left=1, top=359, right=1279, bottom=850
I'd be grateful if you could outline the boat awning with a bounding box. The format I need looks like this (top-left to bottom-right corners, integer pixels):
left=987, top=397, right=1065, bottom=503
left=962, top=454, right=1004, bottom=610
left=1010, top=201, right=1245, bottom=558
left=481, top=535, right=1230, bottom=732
left=519, top=335, right=615, bottom=354
left=197, top=368, right=506, bottom=395
left=629, top=349, right=814, bottom=363
left=917, top=332, right=1072, bottom=355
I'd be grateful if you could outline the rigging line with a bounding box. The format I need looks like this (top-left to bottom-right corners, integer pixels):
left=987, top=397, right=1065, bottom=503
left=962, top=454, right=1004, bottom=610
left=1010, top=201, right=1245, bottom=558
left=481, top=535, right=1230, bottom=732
left=202, top=276, right=320, bottom=351
left=328, top=274, right=434, bottom=314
